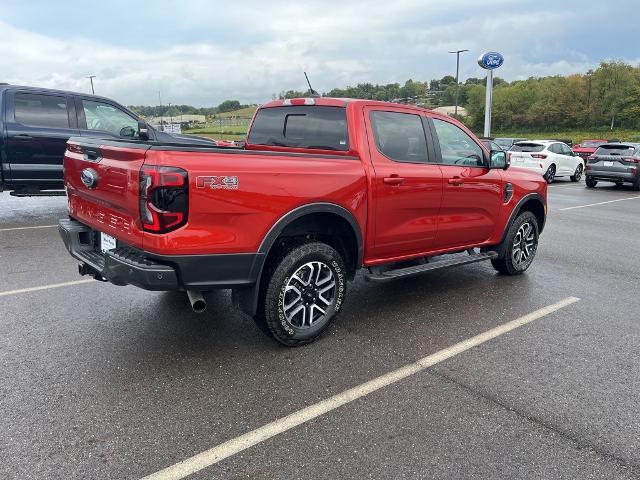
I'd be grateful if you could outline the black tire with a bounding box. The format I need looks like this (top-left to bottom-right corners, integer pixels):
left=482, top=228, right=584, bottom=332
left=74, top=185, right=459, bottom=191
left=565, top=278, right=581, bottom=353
left=633, top=181, right=640, bottom=192
left=491, top=211, right=539, bottom=275
left=585, top=176, right=597, bottom=188
left=570, top=163, right=583, bottom=182
left=544, top=164, right=556, bottom=184
left=615, top=182, right=623, bottom=188
left=253, top=241, right=346, bottom=346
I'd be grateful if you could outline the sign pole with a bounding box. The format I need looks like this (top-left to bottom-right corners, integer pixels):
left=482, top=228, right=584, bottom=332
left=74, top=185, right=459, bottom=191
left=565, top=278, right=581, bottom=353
left=484, top=69, right=493, bottom=138
left=477, top=51, right=503, bottom=139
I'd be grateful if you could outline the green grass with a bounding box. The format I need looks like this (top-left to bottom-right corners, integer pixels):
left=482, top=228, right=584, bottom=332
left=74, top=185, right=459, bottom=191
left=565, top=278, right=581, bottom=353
left=486, top=128, right=640, bottom=144
left=215, top=106, right=257, bottom=118
left=185, top=124, right=248, bottom=142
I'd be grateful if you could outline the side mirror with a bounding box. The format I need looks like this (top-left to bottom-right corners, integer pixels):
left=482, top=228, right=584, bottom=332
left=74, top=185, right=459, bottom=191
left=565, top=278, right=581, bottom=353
left=138, top=120, right=150, bottom=141
left=490, top=150, right=510, bottom=170
left=119, top=126, right=136, bottom=138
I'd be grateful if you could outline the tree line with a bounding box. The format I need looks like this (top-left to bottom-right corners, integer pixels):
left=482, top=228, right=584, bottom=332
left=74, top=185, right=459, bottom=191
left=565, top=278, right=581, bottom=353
left=129, top=60, right=640, bottom=132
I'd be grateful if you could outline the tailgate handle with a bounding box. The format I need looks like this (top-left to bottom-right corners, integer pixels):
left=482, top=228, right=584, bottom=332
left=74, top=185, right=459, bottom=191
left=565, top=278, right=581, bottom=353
left=83, top=147, right=102, bottom=162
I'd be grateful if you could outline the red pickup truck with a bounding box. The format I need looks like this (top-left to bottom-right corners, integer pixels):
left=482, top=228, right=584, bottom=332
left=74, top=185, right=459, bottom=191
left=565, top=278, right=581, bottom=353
left=59, top=97, right=547, bottom=346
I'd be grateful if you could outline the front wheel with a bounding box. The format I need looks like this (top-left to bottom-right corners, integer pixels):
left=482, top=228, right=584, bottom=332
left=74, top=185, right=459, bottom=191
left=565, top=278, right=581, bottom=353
left=544, top=164, right=556, bottom=184
left=570, top=163, right=583, bottom=182
left=585, top=176, right=597, bottom=188
left=253, top=242, right=346, bottom=346
left=491, top=211, right=539, bottom=275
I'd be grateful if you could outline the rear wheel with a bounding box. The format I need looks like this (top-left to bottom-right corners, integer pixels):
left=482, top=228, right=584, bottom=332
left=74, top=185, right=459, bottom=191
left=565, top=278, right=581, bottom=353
left=585, top=176, right=597, bottom=188
left=544, top=164, right=556, bottom=184
left=253, top=241, right=346, bottom=346
left=633, top=180, right=640, bottom=192
left=570, top=163, right=583, bottom=182
left=491, top=211, right=539, bottom=275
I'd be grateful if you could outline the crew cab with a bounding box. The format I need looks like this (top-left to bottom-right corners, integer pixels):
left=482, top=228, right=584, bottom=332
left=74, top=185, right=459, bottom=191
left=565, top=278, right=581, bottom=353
left=0, top=84, right=215, bottom=196
left=58, top=98, right=547, bottom=346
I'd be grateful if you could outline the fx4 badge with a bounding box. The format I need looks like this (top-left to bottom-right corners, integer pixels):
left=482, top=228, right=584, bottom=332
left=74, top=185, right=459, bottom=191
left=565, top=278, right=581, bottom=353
left=196, top=175, right=238, bottom=190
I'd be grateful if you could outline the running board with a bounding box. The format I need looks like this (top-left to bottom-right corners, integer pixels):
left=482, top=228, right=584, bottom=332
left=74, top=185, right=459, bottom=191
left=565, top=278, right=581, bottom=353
left=365, top=251, right=498, bottom=283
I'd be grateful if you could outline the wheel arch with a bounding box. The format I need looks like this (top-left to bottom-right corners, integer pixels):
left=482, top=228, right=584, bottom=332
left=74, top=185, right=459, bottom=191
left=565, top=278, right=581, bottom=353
left=496, top=193, right=546, bottom=257
left=233, top=203, right=363, bottom=316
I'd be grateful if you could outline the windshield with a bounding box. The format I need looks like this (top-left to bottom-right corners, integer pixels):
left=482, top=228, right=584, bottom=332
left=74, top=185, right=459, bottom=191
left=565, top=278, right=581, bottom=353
left=248, top=105, right=348, bottom=151
left=510, top=143, right=545, bottom=152
left=594, top=145, right=636, bottom=156
left=495, top=138, right=513, bottom=147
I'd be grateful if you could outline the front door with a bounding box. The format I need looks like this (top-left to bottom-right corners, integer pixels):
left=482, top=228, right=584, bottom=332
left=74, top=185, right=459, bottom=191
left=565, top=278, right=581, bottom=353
left=429, top=117, right=503, bottom=249
left=5, top=91, right=78, bottom=186
left=365, top=107, right=443, bottom=261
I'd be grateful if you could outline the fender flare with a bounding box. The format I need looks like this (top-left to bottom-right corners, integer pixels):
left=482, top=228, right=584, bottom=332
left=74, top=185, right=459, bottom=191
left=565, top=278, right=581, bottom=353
left=496, top=193, right=546, bottom=257
left=233, top=202, right=363, bottom=316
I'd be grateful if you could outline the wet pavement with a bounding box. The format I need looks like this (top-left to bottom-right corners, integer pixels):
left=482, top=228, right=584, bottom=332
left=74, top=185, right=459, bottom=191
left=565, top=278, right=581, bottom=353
left=1, top=179, right=639, bottom=479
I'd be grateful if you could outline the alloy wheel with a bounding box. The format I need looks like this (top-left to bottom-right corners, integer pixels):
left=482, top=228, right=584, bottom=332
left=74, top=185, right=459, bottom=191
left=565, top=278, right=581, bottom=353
left=282, top=261, right=336, bottom=328
left=512, top=222, right=536, bottom=268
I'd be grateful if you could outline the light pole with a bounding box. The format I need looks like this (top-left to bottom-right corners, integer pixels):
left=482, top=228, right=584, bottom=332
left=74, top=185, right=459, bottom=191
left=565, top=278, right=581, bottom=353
left=448, top=49, right=468, bottom=116
left=87, top=75, right=96, bottom=94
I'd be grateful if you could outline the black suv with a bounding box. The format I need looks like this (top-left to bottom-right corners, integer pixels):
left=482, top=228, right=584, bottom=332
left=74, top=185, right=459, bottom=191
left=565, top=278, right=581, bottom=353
left=0, top=84, right=214, bottom=196
left=585, top=143, right=640, bottom=190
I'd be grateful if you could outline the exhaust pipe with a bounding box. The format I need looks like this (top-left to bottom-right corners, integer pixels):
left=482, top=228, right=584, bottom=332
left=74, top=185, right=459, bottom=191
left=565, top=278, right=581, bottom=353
left=187, top=290, right=206, bottom=313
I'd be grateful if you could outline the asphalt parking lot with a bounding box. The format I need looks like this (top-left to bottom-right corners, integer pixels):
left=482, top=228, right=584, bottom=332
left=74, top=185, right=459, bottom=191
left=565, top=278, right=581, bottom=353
left=1, top=180, right=640, bottom=480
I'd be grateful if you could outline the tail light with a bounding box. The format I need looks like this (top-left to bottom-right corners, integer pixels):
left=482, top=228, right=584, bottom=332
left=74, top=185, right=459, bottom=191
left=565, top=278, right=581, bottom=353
left=622, top=156, right=640, bottom=164
left=139, top=166, right=188, bottom=233
left=587, top=155, right=596, bottom=162
left=531, top=154, right=547, bottom=159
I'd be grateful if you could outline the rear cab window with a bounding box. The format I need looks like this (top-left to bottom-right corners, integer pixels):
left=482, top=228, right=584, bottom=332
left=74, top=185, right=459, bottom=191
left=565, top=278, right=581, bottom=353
left=511, top=143, right=545, bottom=153
left=248, top=106, right=348, bottom=151
left=369, top=111, right=429, bottom=163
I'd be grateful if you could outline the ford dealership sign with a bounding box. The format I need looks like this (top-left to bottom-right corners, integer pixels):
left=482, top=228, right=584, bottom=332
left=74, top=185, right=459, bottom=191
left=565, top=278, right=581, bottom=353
left=478, top=52, right=504, bottom=70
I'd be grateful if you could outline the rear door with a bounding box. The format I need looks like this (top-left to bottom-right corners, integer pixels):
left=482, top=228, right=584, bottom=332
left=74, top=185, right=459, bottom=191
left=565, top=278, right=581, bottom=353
left=364, top=106, right=443, bottom=260
left=429, top=117, right=502, bottom=249
left=4, top=90, right=79, bottom=186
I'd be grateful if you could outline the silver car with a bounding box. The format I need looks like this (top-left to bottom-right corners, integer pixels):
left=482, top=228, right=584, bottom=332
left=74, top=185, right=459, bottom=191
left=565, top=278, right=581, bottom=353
left=585, top=143, right=640, bottom=190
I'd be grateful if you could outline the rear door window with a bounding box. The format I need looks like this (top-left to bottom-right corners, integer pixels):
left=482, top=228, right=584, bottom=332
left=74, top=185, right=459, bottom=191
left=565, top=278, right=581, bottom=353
left=14, top=93, right=70, bottom=128
left=595, top=145, right=636, bottom=156
left=369, top=111, right=429, bottom=163
left=511, top=143, right=545, bottom=153
left=248, top=106, right=348, bottom=151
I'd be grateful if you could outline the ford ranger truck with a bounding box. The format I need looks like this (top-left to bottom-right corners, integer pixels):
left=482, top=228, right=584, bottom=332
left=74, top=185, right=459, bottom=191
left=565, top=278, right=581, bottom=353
left=58, top=97, right=547, bottom=346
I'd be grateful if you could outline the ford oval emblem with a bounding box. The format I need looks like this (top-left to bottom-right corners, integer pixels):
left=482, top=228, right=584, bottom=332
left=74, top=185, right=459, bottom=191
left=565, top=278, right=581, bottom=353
left=80, top=168, right=99, bottom=189
left=478, top=51, right=504, bottom=70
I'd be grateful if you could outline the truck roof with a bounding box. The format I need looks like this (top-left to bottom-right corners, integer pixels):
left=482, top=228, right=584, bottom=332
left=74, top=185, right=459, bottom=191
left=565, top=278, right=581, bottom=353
left=0, top=83, right=120, bottom=105
left=260, top=97, right=436, bottom=114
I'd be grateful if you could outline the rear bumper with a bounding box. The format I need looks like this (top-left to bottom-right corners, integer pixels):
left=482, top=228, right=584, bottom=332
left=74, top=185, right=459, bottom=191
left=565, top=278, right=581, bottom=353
left=58, top=218, right=265, bottom=291
left=586, top=170, right=639, bottom=183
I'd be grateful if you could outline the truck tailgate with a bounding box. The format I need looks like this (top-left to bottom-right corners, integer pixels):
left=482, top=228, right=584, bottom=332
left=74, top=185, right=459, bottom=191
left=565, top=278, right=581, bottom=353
left=64, top=139, right=149, bottom=249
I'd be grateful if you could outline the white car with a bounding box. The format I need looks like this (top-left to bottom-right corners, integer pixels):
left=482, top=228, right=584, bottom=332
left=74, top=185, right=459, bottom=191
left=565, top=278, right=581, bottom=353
left=508, top=140, right=584, bottom=183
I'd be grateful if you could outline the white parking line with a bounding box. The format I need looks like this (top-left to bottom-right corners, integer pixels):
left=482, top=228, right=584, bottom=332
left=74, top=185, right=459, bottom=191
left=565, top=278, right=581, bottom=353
left=0, top=224, right=57, bottom=232
left=0, top=279, right=94, bottom=297
left=142, top=296, right=580, bottom=480
left=558, top=196, right=640, bottom=211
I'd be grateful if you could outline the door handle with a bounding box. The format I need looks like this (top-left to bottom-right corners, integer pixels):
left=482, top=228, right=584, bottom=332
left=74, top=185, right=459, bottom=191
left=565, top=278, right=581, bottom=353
left=14, top=134, right=33, bottom=141
left=383, top=176, right=405, bottom=185
left=448, top=177, right=464, bottom=185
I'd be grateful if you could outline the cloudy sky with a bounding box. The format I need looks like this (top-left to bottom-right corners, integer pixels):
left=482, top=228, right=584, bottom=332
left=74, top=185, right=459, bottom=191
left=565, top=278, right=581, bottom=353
left=1, top=0, right=636, bottom=106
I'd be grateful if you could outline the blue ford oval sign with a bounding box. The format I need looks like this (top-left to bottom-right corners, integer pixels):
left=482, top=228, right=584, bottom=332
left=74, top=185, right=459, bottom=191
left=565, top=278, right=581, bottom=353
left=478, top=51, right=504, bottom=70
